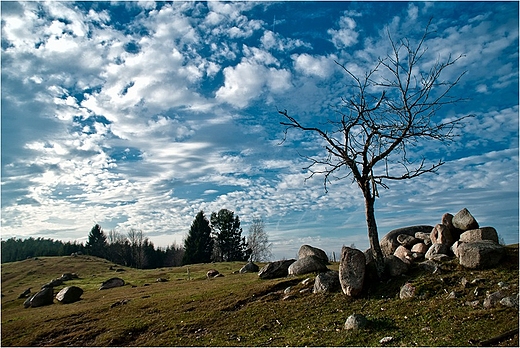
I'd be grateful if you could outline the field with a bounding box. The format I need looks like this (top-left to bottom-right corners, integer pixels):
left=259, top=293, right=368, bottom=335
left=1, top=246, right=519, bottom=346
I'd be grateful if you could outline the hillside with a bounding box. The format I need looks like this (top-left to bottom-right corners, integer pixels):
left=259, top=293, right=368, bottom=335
left=1, top=247, right=518, bottom=346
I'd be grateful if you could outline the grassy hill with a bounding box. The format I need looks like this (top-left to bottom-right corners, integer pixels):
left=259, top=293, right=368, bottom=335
left=1, top=246, right=518, bottom=346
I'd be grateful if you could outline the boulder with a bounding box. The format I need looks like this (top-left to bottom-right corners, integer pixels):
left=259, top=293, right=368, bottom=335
left=411, top=242, right=428, bottom=254
left=42, top=278, right=63, bottom=289
left=239, top=261, right=259, bottom=273
left=384, top=255, right=409, bottom=277
left=25, top=287, right=54, bottom=308
left=60, top=273, right=78, bottom=281
left=451, top=241, right=462, bottom=258
left=459, top=227, right=499, bottom=243
left=344, top=314, right=368, bottom=330
left=258, top=259, right=296, bottom=279
left=483, top=290, right=506, bottom=308
left=457, top=240, right=505, bottom=269
left=418, top=259, right=442, bottom=274
left=18, top=288, right=31, bottom=299
left=206, top=269, right=220, bottom=278
left=339, top=247, right=365, bottom=297
left=452, top=208, right=479, bottom=231
left=288, top=255, right=328, bottom=276
left=425, top=243, right=450, bottom=260
left=297, top=245, right=329, bottom=264
left=430, top=224, right=454, bottom=246
left=393, top=245, right=413, bottom=264
left=380, top=225, right=434, bottom=256
left=56, top=286, right=83, bottom=304
left=399, top=282, right=416, bottom=299
left=313, top=270, right=340, bottom=293
left=99, top=277, right=125, bottom=290
left=397, top=234, right=420, bottom=248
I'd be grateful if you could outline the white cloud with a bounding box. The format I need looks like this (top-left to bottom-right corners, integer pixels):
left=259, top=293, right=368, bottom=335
left=328, top=14, right=359, bottom=48
left=292, top=53, right=335, bottom=78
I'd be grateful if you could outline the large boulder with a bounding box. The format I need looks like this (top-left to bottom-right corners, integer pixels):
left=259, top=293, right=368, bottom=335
left=380, top=225, right=434, bottom=256
left=297, top=245, right=329, bottom=264
left=452, top=208, right=479, bottom=231
left=99, top=277, right=125, bottom=290
left=459, top=227, right=499, bottom=243
left=288, top=255, right=328, bottom=276
left=56, top=286, right=83, bottom=304
left=239, top=261, right=259, bottom=273
left=258, top=259, right=296, bottom=279
left=339, top=247, right=365, bottom=297
left=457, top=240, right=505, bottom=269
left=313, top=270, right=340, bottom=293
left=425, top=243, right=450, bottom=260
left=25, top=287, right=54, bottom=308
left=384, top=255, right=409, bottom=277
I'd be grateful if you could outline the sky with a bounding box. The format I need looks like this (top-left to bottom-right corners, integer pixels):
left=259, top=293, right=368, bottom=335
left=1, top=0, right=518, bottom=260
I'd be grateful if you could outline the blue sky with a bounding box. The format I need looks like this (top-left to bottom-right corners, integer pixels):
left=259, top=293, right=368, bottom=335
left=1, top=1, right=518, bottom=260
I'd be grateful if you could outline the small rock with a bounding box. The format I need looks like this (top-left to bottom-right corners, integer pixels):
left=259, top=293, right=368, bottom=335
left=411, top=243, right=428, bottom=254
left=284, top=287, right=292, bottom=294
left=380, top=336, right=394, bottom=344
left=465, top=300, right=480, bottom=307
left=313, top=270, right=340, bottom=293
left=397, top=234, right=420, bottom=248
left=483, top=291, right=506, bottom=308
left=500, top=296, right=518, bottom=308
left=99, top=277, right=125, bottom=290
left=393, top=245, right=413, bottom=264
left=18, top=288, right=31, bottom=299
left=461, top=277, right=469, bottom=288
left=156, top=278, right=168, bottom=282
left=415, top=232, right=432, bottom=245
left=399, top=283, right=416, bottom=299
left=239, top=261, right=259, bottom=273
left=344, top=314, right=367, bottom=330
left=206, top=269, right=220, bottom=279
left=447, top=291, right=459, bottom=299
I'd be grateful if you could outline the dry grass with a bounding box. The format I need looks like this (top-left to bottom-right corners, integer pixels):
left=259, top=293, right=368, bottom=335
left=1, top=246, right=518, bottom=346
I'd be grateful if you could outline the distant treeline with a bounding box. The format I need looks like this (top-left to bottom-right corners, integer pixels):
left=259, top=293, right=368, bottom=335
left=1, top=230, right=185, bottom=268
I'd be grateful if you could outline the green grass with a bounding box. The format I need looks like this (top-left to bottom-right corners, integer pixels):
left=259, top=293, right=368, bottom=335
left=1, top=246, right=518, bottom=346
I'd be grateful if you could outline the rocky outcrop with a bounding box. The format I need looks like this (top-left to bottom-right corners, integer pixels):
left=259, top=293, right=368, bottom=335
left=288, top=255, right=328, bottom=276
left=339, top=247, right=365, bottom=297
left=258, top=259, right=296, bottom=279
left=56, top=286, right=83, bottom=304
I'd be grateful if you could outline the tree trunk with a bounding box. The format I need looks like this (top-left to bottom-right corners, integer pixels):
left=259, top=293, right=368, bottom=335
left=364, top=192, right=385, bottom=279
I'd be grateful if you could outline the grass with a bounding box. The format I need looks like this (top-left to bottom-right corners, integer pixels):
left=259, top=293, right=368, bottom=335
left=1, top=246, right=518, bottom=346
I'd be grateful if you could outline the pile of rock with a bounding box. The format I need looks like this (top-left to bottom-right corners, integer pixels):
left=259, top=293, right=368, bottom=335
left=23, top=273, right=83, bottom=308
left=380, top=208, right=505, bottom=274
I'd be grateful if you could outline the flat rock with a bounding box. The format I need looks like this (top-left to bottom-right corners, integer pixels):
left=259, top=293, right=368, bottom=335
left=459, top=227, right=499, bottom=243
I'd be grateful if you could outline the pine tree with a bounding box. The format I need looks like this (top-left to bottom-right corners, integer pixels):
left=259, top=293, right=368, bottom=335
left=210, top=209, right=251, bottom=262
left=182, top=211, right=214, bottom=265
left=86, top=224, right=108, bottom=258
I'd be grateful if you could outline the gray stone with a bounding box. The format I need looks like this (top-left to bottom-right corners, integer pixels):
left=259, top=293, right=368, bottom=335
left=60, top=273, right=78, bottom=281
left=258, top=259, right=296, bottom=279
left=425, top=243, right=450, bottom=260
left=288, top=255, right=328, bottom=276
left=380, top=225, right=434, bottom=256
left=397, top=234, right=420, bottom=248
left=430, top=224, right=454, bottom=246
left=500, top=296, right=518, bottom=308
left=459, top=227, right=499, bottom=243
left=483, top=290, right=506, bottom=308
left=384, top=255, right=409, bottom=277
left=457, top=240, right=505, bottom=269
left=298, top=245, right=329, bottom=264
left=313, top=270, right=340, bottom=293
left=399, top=282, right=416, bottom=299
left=339, top=247, right=365, bottom=297
left=56, top=286, right=83, bottom=304
left=18, top=288, right=31, bottom=299
left=42, top=278, right=63, bottom=289
left=452, top=208, right=479, bottom=231
left=206, top=269, right=219, bottom=278
left=417, top=259, right=441, bottom=274
left=415, top=232, right=432, bottom=245
left=99, top=277, right=125, bottom=290
left=239, top=261, right=259, bottom=273
left=344, top=314, right=367, bottom=330
left=26, top=287, right=54, bottom=308
left=451, top=241, right=462, bottom=258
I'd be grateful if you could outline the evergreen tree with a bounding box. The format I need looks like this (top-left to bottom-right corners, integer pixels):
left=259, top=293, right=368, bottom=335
left=210, top=209, right=251, bottom=262
left=182, top=211, right=213, bottom=265
left=86, top=224, right=108, bottom=258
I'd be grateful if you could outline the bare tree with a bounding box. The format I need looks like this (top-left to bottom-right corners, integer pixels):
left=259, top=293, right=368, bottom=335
left=247, top=218, right=273, bottom=262
left=127, top=228, right=145, bottom=268
left=279, top=22, right=470, bottom=278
